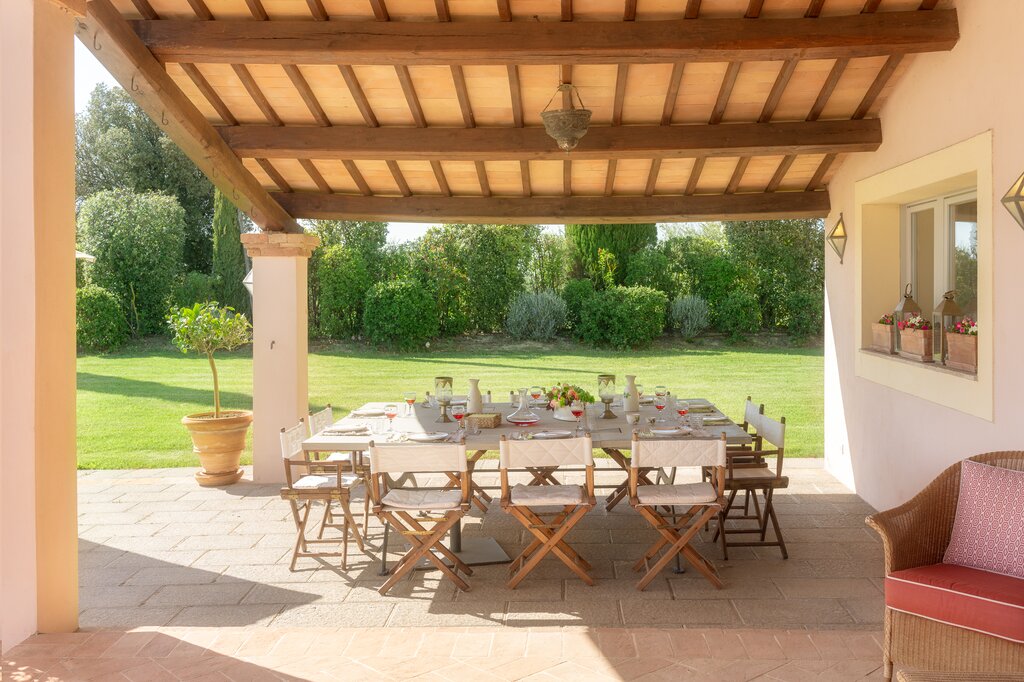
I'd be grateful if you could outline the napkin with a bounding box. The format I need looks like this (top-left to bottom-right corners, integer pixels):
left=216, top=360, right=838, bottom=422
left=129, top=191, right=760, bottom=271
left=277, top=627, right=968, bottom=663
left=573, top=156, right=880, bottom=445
left=322, top=425, right=370, bottom=436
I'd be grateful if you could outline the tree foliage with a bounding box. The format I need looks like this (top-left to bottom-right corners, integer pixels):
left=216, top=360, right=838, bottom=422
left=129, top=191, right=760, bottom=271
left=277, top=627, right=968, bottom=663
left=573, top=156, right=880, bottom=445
left=76, top=285, right=130, bottom=352
left=77, top=189, right=186, bottom=336
left=564, top=224, right=657, bottom=286
left=211, top=190, right=250, bottom=316
left=76, top=84, right=214, bottom=272
left=307, top=220, right=388, bottom=335
left=362, top=279, right=439, bottom=350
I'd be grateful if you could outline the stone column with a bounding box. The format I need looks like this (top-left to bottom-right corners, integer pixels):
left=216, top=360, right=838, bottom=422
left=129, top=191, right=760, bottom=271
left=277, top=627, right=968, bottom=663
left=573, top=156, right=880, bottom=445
left=241, top=233, right=320, bottom=483
left=0, top=0, right=78, bottom=650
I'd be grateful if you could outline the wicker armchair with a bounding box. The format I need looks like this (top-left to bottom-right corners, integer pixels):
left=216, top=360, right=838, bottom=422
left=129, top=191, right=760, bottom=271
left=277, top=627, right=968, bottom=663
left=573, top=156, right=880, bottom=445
left=865, top=451, right=1024, bottom=681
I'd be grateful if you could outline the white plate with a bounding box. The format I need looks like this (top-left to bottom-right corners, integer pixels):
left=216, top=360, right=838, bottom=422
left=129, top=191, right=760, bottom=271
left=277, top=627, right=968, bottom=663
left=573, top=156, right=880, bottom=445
left=407, top=432, right=450, bottom=442
left=532, top=430, right=573, bottom=439
left=322, top=426, right=368, bottom=435
left=352, top=409, right=385, bottom=417
left=651, top=427, right=691, bottom=437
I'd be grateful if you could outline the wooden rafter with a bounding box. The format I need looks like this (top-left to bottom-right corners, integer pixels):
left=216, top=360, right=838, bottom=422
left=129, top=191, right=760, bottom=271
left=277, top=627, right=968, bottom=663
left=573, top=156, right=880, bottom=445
left=299, top=159, right=332, bottom=194
left=434, top=0, right=450, bottom=22
left=75, top=0, right=296, bottom=231
left=337, top=66, right=378, bottom=128
left=342, top=160, right=372, bottom=196
left=306, top=0, right=328, bottom=21
left=274, top=191, right=831, bottom=224
left=386, top=160, right=412, bottom=197
left=661, top=63, right=685, bottom=125
left=496, top=0, right=511, bottom=21
left=507, top=65, right=524, bottom=128
left=561, top=0, right=572, bottom=21
left=395, top=65, right=427, bottom=128
left=431, top=161, right=452, bottom=196
left=284, top=65, right=330, bottom=126
left=684, top=0, right=702, bottom=19
left=853, top=53, right=903, bottom=119
left=185, top=0, right=212, bottom=20
left=745, top=0, right=765, bottom=19
left=644, top=159, right=662, bottom=196
left=806, top=153, right=837, bottom=191
left=604, top=160, right=618, bottom=197
left=727, top=57, right=796, bottom=194
left=221, top=119, right=882, bottom=162
left=624, top=0, right=637, bottom=21
left=130, top=0, right=158, bottom=19
left=612, top=64, right=629, bottom=125
left=179, top=63, right=236, bottom=125
left=133, top=12, right=960, bottom=65
left=244, top=0, right=268, bottom=20
left=256, top=158, right=291, bottom=192
left=766, top=155, right=796, bottom=192
left=563, top=160, right=572, bottom=197
left=807, top=57, right=849, bottom=121
left=520, top=160, right=532, bottom=197
left=232, top=64, right=282, bottom=126
left=369, top=0, right=389, bottom=21
left=805, top=0, right=826, bottom=18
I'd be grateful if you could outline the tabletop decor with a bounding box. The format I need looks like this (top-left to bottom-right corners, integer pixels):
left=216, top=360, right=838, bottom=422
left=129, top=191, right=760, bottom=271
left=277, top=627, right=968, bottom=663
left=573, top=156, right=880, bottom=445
left=508, top=388, right=542, bottom=426
left=545, top=382, right=595, bottom=421
left=624, top=374, right=641, bottom=412
left=466, top=412, right=502, bottom=430
left=898, top=314, right=934, bottom=362
left=872, top=313, right=897, bottom=354
left=946, top=316, right=978, bottom=373
left=598, top=374, right=617, bottom=419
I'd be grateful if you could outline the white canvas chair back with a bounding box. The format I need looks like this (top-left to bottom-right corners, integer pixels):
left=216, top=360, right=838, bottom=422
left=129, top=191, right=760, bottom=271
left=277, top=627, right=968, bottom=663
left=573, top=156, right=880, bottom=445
left=280, top=420, right=306, bottom=460
left=499, top=435, right=594, bottom=469
left=308, top=405, right=333, bottom=435
left=757, top=415, right=785, bottom=450
left=370, top=442, right=468, bottom=475
left=631, top=437, right=726, bottom=469
left=744, top=398, right=764, bottom=432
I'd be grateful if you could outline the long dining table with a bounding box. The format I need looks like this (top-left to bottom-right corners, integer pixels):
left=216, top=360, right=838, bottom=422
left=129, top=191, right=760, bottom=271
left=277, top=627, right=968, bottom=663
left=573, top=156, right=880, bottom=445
left=302, top=397, right=752, bottom=566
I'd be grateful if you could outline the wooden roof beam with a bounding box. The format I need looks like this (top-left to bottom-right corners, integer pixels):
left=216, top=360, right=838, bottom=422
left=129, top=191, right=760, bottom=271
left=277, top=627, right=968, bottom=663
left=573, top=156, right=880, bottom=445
left=76, top=0, right=298, bottom=231
left=220, top=119, right=882, bottom=162
left=133, top=11, right=960, bottom=66
left=274, top=191, right=831, bottom=223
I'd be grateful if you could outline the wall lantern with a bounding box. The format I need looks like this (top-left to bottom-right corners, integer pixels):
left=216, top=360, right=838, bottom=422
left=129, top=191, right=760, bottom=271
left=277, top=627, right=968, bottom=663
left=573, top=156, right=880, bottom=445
left=1002, top=171, right=1024, bottom=230
left=894, top=284, right=920, bottom=354
left=540, top=84, right=592, bottom=152
left=935, top=290, right=963, bottom=366
left=826, top=214, right=847, bottom=264
left=242, top=268, right=254, bottom=296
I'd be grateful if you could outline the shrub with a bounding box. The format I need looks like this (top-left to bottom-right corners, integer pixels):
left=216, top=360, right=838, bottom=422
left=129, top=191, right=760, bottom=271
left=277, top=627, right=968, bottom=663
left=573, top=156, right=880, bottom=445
left=317, top=244, right=372, bottom=339
left=669, top=295, right=710, bottom=340
left=561, top=279, right=596, bottom=332
left=76, top=189, right=185, bottom=336
left=76, top=285, right=129, bottom=352
left=565, top=223, right=657, bottom=286
left=785, top=289, right=824, bottom=338
left=579, top=285, right=668, bottom=349
left=527, top=233, right=570, bottom=292
left=505, top=291, right=567, bottom=341
left=624, top=246, right=673, bottom=295
left=168, top=272, right=219, bottom=311
left=715, top=289, right=762, bottom=339
left=461, top=225, right=538, bottom=332
left=362, top=279, right=439, bottom=350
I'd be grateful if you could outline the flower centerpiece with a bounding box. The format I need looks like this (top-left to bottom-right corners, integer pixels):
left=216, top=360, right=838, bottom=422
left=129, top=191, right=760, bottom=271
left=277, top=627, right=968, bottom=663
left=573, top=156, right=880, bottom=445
left=946, top=316, right=978, bottom=373
left=545, top=383, right=596, bottom=422
left=871, top=313, right=897, bottom=354
left=897, top=314, right=933, bottom=362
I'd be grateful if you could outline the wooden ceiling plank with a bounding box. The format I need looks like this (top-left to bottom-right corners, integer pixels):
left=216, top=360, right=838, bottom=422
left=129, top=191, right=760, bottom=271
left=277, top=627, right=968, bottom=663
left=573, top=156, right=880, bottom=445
left=221, top=119, right=883, bottom=161
left=299, top=159, right=332, bottom=193
left=232, top=64, right=282, bottom=126
left=507, top=65, right=524, bottom=128
left=337, top=65, right=379, bottom=128
left=726, top=157, right=750, bottom=194
left=76, top=0, right=297, bottom=231
left=612, top=64, right=628, bottom=125
left=283, top=64, right=331, bottom=126
left=806, top=152, right=837, bottom=190
left=369, top=0, right=389, bottom=21
left=395, top=65, right=427, bottom=128
left=604, top=159, right=617, bottom=196
left=475, top=160, right=491, bottom=197
left=130, top=0, right=158, bottom=19
left=244, top=0, right=268, bottom=20
left=180, top=63, right=237, bottom=125
left=306, top=0, right=329, bottom=20
left=496, top=0, right=511, bottom=21
left=644, top=159, right=662, bottom=197
left=276, top=191, right=832, bottom=223
left=805, top=0, right=826, bottom=18
left=434, top=0, right=450, bottom=21
left=661, top=62, right=685, bottom=125
left=430, top=160, right=452, bottom=196
left=685, top=157, right=706, bottom=195
left=342, top=159, right=373, bottom=196
left=386, top=160, right=413, bottom=197
left=806, top=57, right=848, bottom=121
left=853, top=53, right=903, bottom=119
left=256, top=157, right=291, bottom=192
left=710, top=61, right=741, bottom=125
left=520, top=160, right=532, bottom=197
left=684, top=0, right=701, bottom=19
left=624, top=0, right=637, bottom=21
left=135, top=12, right=960, bottom=65
left=186, top=0, right=213, bottom=20
left=451, top=66, right=475, bottom=128
left=766, top=154, right=796, bottom=192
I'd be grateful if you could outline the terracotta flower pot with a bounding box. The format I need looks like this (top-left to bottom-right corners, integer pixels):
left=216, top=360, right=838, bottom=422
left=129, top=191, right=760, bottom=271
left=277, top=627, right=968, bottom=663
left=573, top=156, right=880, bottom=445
left=946, top=333, right=978, bottom=373
left=182, top=410, right=253, bottom=486
left=899, top=328, right=933, bottom=363
left=871, top=323, right=896, bottom=354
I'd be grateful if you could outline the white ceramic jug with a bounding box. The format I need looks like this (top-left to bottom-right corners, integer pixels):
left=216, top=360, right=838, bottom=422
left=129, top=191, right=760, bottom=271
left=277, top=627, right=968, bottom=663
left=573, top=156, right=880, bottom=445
left=624, top=375, right=640, bottom=412
left=467, top=378, right=483, bottom=413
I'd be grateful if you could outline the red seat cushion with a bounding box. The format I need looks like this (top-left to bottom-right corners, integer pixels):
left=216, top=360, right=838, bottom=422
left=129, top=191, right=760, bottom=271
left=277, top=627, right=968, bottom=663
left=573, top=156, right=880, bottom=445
left=886, top=563, right=1024, bottom=643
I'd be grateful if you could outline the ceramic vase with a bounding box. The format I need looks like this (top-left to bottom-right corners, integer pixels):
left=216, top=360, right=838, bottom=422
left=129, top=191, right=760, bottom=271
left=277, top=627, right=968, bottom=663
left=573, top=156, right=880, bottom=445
left=467, top=378, right=483, bottom=413
left=624, top=375, right=640, bottom=412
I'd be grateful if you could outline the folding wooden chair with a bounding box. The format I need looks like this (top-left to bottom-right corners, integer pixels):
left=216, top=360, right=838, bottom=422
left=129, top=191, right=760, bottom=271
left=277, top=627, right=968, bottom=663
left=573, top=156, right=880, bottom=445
left=306, top=405, right=371, bottom=536
left=629, top=433, right=727, bottom=591
left=280, top=420, right=364, bottom=570
left=499, top=434, right=596, bottom=589
left=368, top=440, right=473, bottom=595
left=715, top=415, right=789, bottom=559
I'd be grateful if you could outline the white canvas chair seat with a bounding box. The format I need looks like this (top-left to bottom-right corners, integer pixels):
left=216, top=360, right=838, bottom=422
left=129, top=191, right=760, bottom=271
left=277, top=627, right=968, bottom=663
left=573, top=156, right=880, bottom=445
left=381, top=488, right=463, bottom=511
left=510, top=483, right=584, bottom=506
left=636, top=482, right=718, bottom=506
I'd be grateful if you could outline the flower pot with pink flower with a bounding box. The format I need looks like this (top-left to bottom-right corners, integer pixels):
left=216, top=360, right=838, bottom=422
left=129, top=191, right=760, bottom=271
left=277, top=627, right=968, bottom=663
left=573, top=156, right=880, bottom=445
left=897, top=315, right=933, bottom=362
left=946, top=316, right=978, bottom=373
left=544, top=383, right=595, bottom=422
left=871, top=313, right=897, bottom=354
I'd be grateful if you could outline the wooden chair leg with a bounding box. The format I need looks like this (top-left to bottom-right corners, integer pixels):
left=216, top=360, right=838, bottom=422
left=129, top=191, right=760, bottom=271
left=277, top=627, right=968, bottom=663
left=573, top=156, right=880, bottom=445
left=765, top=488, right=788, bottom=559
left=377, top=511, right=469, bottom=595
left=515, top=506, right=593, bottom=572
left=508, top=505, right=593, bottom=589
left=634, top=505, right=722, bottom=590
left=290, top=500, right=312, bottom=571
left=362, top=492, right=371, bottom=537
left=342, top=515, right=349, bottom=570
left=719, top=509, right=729, bottom=561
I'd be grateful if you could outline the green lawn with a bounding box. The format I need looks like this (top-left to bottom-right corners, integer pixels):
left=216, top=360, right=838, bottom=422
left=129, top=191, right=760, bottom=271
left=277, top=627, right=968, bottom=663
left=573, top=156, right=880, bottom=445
left=77, top=336, right=823, bottom=469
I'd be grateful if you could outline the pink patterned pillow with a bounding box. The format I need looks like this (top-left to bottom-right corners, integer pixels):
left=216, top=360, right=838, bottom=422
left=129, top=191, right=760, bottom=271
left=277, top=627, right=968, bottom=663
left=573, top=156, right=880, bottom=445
left=943, top=459, right=1024, bottom=579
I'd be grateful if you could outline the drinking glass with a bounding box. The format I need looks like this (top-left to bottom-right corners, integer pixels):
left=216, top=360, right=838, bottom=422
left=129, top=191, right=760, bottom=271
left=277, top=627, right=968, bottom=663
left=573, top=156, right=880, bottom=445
left=403, top=391, right=416, bottom=416
left=654, top=396, right=666, bottom=414
left=384, top=403, right=399, bottom=432
left=570, top=400, right=585, bottom=435
left=654, top=385, right=667, bottom=397
left=530, top=385, right=544, bottom=404
left=636, top=384, right=644, bottom=398
left=451, top=403, right=466, bottom=434
left=676, top=400, right=690, bottom=427
left=689, top=414, right=704, bottom=434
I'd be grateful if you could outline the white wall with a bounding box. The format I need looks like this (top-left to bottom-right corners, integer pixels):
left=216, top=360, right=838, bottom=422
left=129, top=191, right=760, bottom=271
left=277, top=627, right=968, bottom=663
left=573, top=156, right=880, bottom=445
left=824, top=0, right=1024, bottom=511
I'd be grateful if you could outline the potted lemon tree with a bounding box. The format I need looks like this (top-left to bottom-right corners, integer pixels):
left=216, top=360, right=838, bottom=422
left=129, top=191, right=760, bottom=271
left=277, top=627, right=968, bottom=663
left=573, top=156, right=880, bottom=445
left=168, top=302, right=253, bottom=486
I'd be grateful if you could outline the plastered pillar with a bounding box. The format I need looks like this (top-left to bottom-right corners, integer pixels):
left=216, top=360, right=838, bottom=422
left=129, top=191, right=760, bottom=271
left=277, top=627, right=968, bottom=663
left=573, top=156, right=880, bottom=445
left=0, top=0, right=78, bottom=651
left=241, top=233, right=319, bottom=483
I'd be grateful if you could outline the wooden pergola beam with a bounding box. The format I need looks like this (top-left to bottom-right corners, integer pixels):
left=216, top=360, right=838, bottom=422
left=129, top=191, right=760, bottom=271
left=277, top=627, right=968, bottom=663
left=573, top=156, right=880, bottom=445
left=273, top=191, right=830, bottom=223
left=132, top=11, right=958, bottom=66
left=220, top=119, right=881, bottom=162
left=76, top=0, right=298, bottom=231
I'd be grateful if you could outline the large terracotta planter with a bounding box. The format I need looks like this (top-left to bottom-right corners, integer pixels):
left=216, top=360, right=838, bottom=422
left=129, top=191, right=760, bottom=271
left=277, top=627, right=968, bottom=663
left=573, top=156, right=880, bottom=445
left=871, top=323, right=896, bottom=354
left=946, top=333, right=978, bottom=373
left=899, top=328, right=934, bottom=363
left=182, top=410, right=252, bottom=486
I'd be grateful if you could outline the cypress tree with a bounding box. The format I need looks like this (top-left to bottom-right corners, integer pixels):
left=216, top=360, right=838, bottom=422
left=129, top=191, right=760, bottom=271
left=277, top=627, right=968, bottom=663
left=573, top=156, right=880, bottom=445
left=564, top=223, right=657, bottom=287
left=211, top=189, right=250, bottom=316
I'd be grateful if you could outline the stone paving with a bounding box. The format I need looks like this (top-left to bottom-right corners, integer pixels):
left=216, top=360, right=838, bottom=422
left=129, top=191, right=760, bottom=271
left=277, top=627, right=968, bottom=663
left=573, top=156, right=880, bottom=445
left=1, top=459, right=890, bottom=680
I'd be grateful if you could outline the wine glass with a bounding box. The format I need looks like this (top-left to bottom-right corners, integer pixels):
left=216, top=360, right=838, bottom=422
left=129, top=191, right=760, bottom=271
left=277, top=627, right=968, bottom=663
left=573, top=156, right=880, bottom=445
left=530, top=385, right=544, bottom=404
left=676, top=400, right=690, bottom=427
left=451, top=403, right=466, bottom=434
left=654, top=385, right=667, bottom=398
left=403, top=391, right=416, bottom=416
left=384, top=403, right=399, bottom=432
left=654, top=395, right=666, bottom=414
left=570, top=400, right=585, bottom=435
left=636, top=384, right=645, bottom=399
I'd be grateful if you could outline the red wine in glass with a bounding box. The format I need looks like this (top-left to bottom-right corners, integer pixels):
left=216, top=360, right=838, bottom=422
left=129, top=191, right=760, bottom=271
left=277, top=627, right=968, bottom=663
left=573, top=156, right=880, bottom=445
left=571, top=407, right=584, bottom=419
